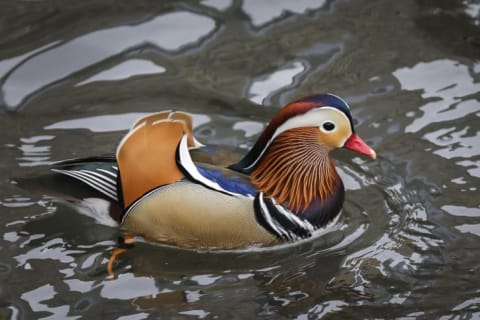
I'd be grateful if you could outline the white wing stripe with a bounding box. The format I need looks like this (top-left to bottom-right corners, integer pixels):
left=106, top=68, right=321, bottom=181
left=69, top=170, right=117, bottom=199
left=177, top=134, right=239, bottom=197
left=52, top=169, right=118, bottom=200
left=81, top=169, right=117, bottom=184
left=74, top=170, right=117, bottom=194
left=96, top=168, right=118, bottom=178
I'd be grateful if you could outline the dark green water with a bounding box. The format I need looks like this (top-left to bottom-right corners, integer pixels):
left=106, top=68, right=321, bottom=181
left=1, top=0, right=479, bottom=319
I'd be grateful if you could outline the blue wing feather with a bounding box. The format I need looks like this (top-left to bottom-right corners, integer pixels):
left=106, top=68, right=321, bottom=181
left=196, top=166, right=256, bottom=196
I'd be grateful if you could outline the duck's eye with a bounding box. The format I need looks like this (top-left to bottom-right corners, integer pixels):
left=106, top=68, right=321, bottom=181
left=321, top=121, right=336, bottom=132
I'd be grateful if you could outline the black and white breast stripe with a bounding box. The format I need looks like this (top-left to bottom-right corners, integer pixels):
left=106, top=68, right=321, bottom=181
left=254, top=192, right=315, bottom=241
left=52, top=166, right=119, bottom=201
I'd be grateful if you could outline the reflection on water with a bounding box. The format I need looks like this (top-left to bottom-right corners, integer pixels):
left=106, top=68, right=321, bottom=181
left=464, top=1, right=480, bottom=25
left=232, top=121, right=264, bottom=138
left=76, top=59, right=166, bottom=86
left=393, top=59, right=480, bottom=177
left=455, top=223, right=480, bottom=236
left=44, top=113, right=211, bottom=133
left=1, top=0, right=480, bottom=319
left=393, top=59, right=480, bottom=132
left=442, top=205, right=480, bottom=217
left=44, top=113, right=151, bottom=133
left=202, top=0, right=233, bottom=11
left=17, top=135, right=55, bottom=167
left=101, top=273, right=159, bottom=300
left=248, top=61, right=305, bottom=105
left=21, top=284, right=73, bottom=320
left=1, top=11, right=216, bottom=110
left=0, top=42, right=60, bottom=80
left=242, top=0, right=327, bottom=27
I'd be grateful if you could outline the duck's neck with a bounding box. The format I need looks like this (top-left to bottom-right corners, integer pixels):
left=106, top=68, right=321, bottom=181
left=228, top=101, right=319, bottom=175
left=250, top=128, right=342, bottom=215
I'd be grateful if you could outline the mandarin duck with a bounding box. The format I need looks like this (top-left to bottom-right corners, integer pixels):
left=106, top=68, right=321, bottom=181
left=49, top=94, right=376, bottom=249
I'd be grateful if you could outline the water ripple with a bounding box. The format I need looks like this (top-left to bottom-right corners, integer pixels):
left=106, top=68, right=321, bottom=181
left=242, top=0, right=327, bottom=28
left=1, top=11, right=217, bottom=110
left=393, top=59, right=480, bottom=178
left=75, top=59, right=166, bottom=86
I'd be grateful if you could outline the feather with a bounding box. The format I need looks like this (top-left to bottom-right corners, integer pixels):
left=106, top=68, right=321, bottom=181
left=251, top=127, right=340, bottom=214
left=116, top=119, right=186, bottom=208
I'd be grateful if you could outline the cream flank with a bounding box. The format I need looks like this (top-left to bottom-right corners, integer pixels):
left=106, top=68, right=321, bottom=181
left=122, top=182, right=277, bottom=248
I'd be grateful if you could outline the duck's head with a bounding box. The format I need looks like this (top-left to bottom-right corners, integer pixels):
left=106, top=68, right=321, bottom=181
left=231, top=93, right=376, bottom=174
left=230, top=93, right=376, bottom=213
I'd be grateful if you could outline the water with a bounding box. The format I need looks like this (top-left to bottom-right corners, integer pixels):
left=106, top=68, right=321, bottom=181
left=1, top=0, right=479, bottom=318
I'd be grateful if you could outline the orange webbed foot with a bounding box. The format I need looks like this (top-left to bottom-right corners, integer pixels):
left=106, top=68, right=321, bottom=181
left=107, top=234, right=135, bottom=278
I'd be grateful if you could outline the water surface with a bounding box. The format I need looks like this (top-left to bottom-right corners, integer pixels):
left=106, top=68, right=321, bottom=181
left=1, top=0, right=479, bottom=319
